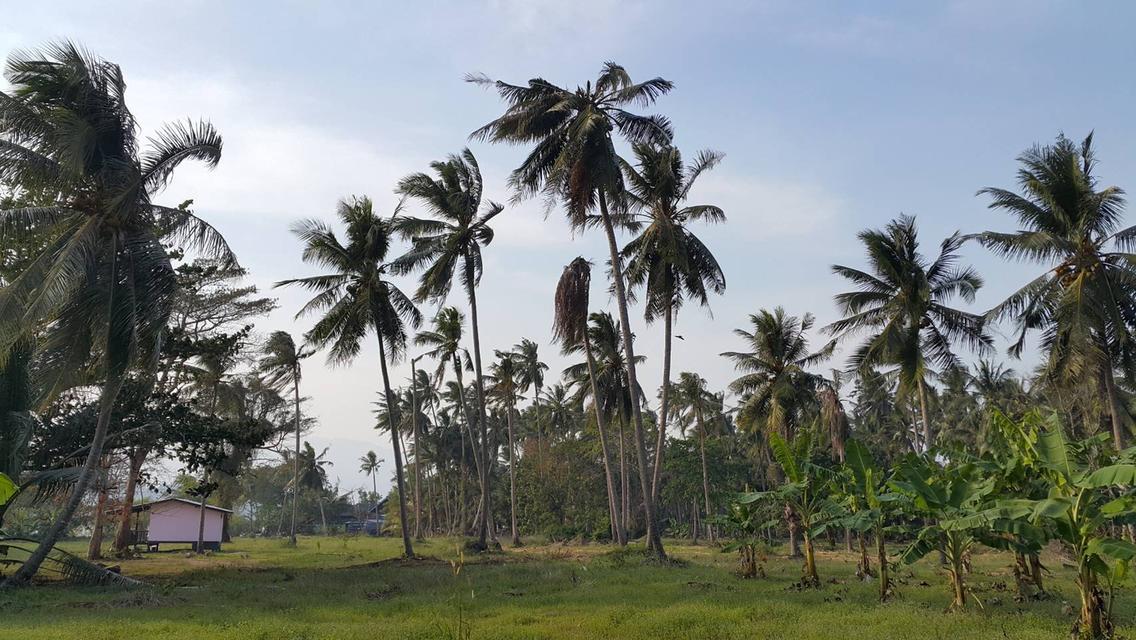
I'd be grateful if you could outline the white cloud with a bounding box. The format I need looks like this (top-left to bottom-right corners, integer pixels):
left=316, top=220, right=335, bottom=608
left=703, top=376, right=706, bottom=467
left=127, top=73, right=409, bottom=220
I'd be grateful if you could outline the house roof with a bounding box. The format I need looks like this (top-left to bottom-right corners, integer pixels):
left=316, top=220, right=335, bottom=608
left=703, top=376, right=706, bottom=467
left=131, top=497, right=234, bottom=514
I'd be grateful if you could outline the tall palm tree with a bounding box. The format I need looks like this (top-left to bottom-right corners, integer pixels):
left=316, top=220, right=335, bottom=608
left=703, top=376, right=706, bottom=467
left=722, top=308, right=833, bottom=441
left=620, top=143, right=727, bottom=500
left=0, top=43, right=231, bottom=584
left=487, top=349, right=523, bottom=546
left=513, top=338, right=549, bottom=465
left=394, top=149, right=502, bottom=548
left=672, top=371, right=716, bottom=542
left=553, top=258, right=625, bottom=545
left=258, top=331, right=312, bottom=546
left=975, top=133, right=1136, bottom=449
left=276, top=196, right=421, bottom=558
left=472, top=62, right=674, bottom=558
left=359, top=450, right=383, bottom=516
left=826, top=215, right=990, bottom=451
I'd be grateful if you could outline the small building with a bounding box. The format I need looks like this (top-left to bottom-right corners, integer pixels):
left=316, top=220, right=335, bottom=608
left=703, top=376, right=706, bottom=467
left=128, top=497, right=232, bottom=552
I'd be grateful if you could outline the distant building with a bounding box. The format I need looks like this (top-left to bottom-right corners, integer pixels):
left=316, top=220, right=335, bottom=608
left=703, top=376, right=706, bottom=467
left=126, top=497, right=233, bottom=551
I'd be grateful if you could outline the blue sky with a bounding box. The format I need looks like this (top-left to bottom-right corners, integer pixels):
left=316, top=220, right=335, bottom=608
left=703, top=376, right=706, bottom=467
left=4, top=0, right=1135, bottom=492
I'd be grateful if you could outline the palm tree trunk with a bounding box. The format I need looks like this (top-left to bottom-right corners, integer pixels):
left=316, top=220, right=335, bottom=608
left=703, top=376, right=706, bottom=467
left=410, top=362, right=424, bottom=540
left=1102, top=362, right=1126, bottom=450
left=453, top=363, right=484, bottom=487
left=618, top=414, right=629, bottom=540
left=916, top=377, right=932, bottom=452
left=8, top=370, right=126, bottom=585
left=113, top=446, right=149, bottom=554
left=584, top=332, right=623, bottom=545
left=375, top=328, right=414, bottom=559
left=651, top=299, right=674, bottom=501
left=506, top=401, right=521, bottom=546
left=464, top=278, right=493, bottom=549
left=533, top=384, right=544, bottom=479
left=290, top=376, right=301, bottom=546
left=696, top=407, right=713, bottom=543
left=598, top=191, right=665, bottom=559
left=87, top=459, right=110, bottom=561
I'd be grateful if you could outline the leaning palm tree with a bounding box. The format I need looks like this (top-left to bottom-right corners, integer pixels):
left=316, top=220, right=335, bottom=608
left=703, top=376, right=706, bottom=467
left=471, top=62, right=674, bottom=558
left=552, top=258, right=624, bottom=545
left=276, top=196, right=421, bottom=558
left=563, top=312, right=645, bottom=545
left=0, top=43, right=231, bottom=584
left=975, top=133, right=1136, bottom=449
left=826, top=215, right=991, bottom=451
left=620, top=143, right=727, bottom=500
left=258, top=331, right=312, bottom=546
left=722, top=308, right=833, bottom=441
left=487, top=350, right=523, bottom=546
left=393, top=149, right=502, bottom=549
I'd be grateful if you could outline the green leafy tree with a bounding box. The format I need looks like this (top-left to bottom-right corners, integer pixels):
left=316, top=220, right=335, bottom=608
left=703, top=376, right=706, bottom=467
left=0, top=43, right=231, bottom=584
left=472, top=63, right=674, bottom=558
left=277, top=196, right=421, bottom=558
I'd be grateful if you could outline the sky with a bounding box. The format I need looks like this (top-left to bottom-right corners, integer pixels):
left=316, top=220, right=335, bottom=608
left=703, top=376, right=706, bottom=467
left=4, top=0, right=1136, bottom=494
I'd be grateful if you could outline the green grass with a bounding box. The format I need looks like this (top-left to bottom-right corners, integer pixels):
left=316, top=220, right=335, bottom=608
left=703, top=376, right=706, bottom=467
left=1, top=536, right=1131, bottom=639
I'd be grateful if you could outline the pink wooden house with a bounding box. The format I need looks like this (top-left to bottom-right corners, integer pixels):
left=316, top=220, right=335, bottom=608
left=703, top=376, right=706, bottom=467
left=128, top=497, right=232, bottom=552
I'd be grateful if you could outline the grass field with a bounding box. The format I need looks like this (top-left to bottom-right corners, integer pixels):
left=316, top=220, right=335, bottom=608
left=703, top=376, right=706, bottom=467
left=1, top=536, right=1131, bottom=639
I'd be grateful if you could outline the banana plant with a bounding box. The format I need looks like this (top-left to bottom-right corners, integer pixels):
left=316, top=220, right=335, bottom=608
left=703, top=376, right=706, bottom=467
left=739, top=430, right=839, bottom=587
left=714, top=494, right=777, bottom=578
left=950, top=421, right=1136, bottom=639
left=832, top=438, right=907, bottom=601
left=891, top=455, right=996, bottom=611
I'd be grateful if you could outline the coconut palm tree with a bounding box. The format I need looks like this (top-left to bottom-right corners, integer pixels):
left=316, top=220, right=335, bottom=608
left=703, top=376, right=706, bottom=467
left=672, top=372, right=716, bottom=541
left=975, top=133, right=1136, bottom=450
left=415, top=306, right=481, bottom=534
left=553, top=258, right=625, bottom=545
left=276, top=196, right=421, bottom=558
left=258, top=331, right=312, bottom=546
left=394, top=149, right=502, bottom=549
left=472, top=61, right=674, bottom=558
left=722, top=308, right=833, bottom=441
left=487, top=350, right=523, bottom=546
left=0, top=43, right=232, bottom=584
left=620, top=143, right=727, bottom=501
left=359, top=450, right=383, bottom=516
left=513, top=338, right=549, bottom=469
left=563, top=312, right=645, bottom=544
left=826, top=215, right=991, bottom=451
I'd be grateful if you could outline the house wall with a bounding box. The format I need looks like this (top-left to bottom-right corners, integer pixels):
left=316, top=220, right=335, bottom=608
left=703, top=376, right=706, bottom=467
left=148, top=502, right=225, bottom=542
